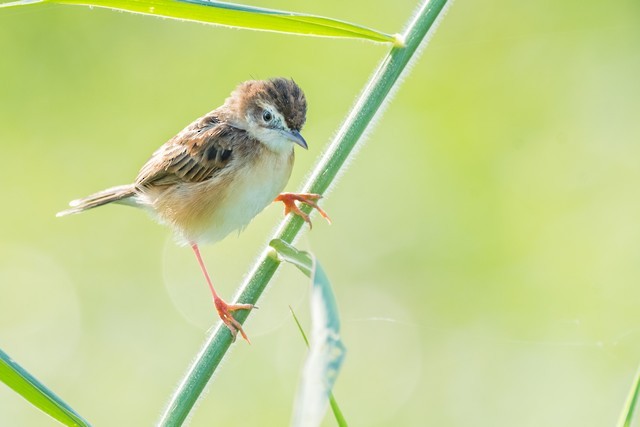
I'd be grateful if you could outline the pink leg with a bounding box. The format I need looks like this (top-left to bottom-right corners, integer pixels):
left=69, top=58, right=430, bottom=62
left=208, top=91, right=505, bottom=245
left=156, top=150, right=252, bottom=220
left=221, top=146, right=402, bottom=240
left=191, top=243, right=253, bottom=343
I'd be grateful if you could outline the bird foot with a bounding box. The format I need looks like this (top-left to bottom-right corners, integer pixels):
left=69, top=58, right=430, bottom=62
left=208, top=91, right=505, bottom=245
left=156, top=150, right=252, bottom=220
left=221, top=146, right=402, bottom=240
left=274, top=192, right=331, bottom=229
left=213, top=297, right=254, bottom=343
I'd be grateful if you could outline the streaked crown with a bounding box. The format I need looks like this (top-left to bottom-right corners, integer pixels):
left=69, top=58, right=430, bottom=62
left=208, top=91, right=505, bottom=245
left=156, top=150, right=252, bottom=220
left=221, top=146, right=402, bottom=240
left=226, top=78, right=307, bottom=132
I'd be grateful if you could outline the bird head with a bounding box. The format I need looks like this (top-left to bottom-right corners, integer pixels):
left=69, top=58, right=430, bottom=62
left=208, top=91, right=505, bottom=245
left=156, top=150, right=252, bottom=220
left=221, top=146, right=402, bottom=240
left=226, top=78, right=308, bottom=153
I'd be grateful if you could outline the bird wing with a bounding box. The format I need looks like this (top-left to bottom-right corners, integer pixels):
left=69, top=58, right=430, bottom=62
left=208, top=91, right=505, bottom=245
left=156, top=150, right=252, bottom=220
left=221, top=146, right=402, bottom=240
left=135, top=114, right=241, bottom=187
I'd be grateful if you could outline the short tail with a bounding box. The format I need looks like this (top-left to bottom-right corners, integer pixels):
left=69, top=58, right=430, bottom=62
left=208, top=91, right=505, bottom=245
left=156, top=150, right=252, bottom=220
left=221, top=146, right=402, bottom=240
left=56, top=184, right=136, bottom=217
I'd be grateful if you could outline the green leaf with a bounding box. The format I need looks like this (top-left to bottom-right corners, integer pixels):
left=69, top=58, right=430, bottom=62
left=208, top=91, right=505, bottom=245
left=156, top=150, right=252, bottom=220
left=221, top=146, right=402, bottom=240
left=290, top=257, right=346, bottom=427
left=0, top=0, right=400, bottom=44
left=289, top=307, right=348, bottom=427
left=617, top=363, right=640, bottom=427
left=271, top=240, right=349, bottom=426
left=269, top=239, right=312, bottom=277
left=0, top=348, right=91, bottom=427
left=328, top=392, right=348, bottom=427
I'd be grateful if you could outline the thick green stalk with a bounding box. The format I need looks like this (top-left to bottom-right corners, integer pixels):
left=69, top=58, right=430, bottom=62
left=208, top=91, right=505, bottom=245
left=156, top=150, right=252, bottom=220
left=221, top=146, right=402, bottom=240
left=158, top=0, right=449, bottom=425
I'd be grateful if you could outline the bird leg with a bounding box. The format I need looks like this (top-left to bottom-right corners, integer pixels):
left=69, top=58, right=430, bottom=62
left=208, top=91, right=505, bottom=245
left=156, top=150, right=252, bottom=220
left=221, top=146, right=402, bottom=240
left=191, top=243, right=253, bottom=343
left=274, top=192, right=331, bottom=229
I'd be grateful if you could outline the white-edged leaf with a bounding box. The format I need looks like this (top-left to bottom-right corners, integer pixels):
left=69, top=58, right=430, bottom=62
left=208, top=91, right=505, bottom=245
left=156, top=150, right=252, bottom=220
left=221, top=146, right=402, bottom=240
left=292, top=258, right=346, bottom=427
left=271, top=239, right=347, bottom=427
left=0, top=0, right=401, bottom=44
left=289, top=307, right=348, bottom=427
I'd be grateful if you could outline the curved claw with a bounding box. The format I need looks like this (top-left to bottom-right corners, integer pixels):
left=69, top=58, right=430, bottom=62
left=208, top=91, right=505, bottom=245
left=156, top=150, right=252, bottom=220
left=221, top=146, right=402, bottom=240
left=214, top=297, right=254, bottom=344
left=274, top=192, right=332, bottom=229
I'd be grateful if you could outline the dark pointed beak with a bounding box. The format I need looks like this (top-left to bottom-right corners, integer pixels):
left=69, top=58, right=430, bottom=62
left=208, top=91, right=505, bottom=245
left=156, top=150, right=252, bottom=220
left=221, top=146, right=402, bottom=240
left=286, top=129, right=308, bottom=149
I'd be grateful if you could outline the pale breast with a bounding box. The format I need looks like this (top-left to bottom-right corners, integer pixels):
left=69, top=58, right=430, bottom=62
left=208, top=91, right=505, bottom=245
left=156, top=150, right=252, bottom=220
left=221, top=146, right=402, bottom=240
left=149, top=148, right=295, bottom=245
left=204, top=149, right=294, bottom=241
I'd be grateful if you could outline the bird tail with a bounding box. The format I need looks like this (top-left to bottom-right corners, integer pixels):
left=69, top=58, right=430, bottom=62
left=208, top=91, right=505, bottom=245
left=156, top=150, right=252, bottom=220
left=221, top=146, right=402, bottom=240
left=56, top=184, right=137, bottom=217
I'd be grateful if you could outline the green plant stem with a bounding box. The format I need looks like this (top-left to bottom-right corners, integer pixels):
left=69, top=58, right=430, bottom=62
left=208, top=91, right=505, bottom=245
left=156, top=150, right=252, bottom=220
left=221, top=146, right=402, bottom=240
left=158, top=0, right=449, bottom=425
left=617, top=363, right=640, bottom=427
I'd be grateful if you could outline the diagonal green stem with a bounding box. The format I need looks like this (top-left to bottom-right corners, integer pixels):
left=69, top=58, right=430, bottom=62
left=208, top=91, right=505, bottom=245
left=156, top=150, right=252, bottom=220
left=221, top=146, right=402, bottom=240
left=158, top=0, right=450, bottom=425
left=617, top=362, right=640, bottom=427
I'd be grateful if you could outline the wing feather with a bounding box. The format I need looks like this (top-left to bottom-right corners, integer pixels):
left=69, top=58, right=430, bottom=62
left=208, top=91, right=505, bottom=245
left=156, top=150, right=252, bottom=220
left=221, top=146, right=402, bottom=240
left=135, top=113, right=241, bottom=188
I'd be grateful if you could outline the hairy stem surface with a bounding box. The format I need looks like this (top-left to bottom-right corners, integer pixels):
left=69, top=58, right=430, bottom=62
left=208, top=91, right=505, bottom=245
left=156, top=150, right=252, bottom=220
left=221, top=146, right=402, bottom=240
left=158, top=0, right=449, bottom=425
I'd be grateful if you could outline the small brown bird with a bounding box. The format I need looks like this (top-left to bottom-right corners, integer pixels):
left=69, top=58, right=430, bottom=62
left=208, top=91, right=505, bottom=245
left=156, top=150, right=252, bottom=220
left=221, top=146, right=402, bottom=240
left=58, top=78, right=329, bottom=342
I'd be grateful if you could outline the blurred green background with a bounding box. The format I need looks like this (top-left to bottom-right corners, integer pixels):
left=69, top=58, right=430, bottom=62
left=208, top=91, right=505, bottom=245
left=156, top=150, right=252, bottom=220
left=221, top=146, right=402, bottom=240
left=1, top=0, right=640, bottom=425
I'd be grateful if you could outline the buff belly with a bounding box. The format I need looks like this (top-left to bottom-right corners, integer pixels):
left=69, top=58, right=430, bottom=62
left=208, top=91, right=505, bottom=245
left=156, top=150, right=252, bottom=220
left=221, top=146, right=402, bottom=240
left=144, top=149, right=294, bottom=245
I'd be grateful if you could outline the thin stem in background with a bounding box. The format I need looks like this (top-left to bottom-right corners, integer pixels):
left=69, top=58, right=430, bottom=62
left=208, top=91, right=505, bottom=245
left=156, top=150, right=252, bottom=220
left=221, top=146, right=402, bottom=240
left=158, top=0, right=450, bottom=425
left=617, top=363, right=640, bottom=427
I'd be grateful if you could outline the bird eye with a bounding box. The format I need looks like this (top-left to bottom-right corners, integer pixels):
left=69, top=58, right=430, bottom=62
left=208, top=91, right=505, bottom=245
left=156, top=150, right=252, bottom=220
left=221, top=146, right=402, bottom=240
left=262, top=110, right=273, bottom=123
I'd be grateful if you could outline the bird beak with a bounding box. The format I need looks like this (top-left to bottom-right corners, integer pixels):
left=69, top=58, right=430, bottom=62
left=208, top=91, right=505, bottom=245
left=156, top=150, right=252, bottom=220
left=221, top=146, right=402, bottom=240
left=284, top=129, right=308, bottom=150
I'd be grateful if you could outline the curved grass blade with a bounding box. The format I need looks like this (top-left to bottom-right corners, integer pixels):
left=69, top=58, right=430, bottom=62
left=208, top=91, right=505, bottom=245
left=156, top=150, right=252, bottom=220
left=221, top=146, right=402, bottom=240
left=0, top=0, right=400, bottom=45
left=270, top=239, right=313, bottom=277
left=292, top=259, right=346, bottom=427
left=0, top=348, right=91, bottom=427
left=617, top=363, right=640, bottom=427
left=272, top=239, right=348, bottom=426
left=269, top=241, right=347, bottom=427
left=289, top=307, right=348, bottom=427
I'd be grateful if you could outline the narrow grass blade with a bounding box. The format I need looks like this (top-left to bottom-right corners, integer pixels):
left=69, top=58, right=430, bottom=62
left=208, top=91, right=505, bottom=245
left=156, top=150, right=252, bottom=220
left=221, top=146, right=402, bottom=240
left=289, top=307, right=348, bottom=427
left=617, top=363, right=640, bottom=427
left=328, top=394, right=348, bottom=427
left=0, top=0, right=399, bottom=44
left=0, top=0, right=44, bottom=8
left=289, top=306, right=310, bottom=346
left=0, top=348, right=91, bottom=427
left=291, top=259, right=346, bottom=427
